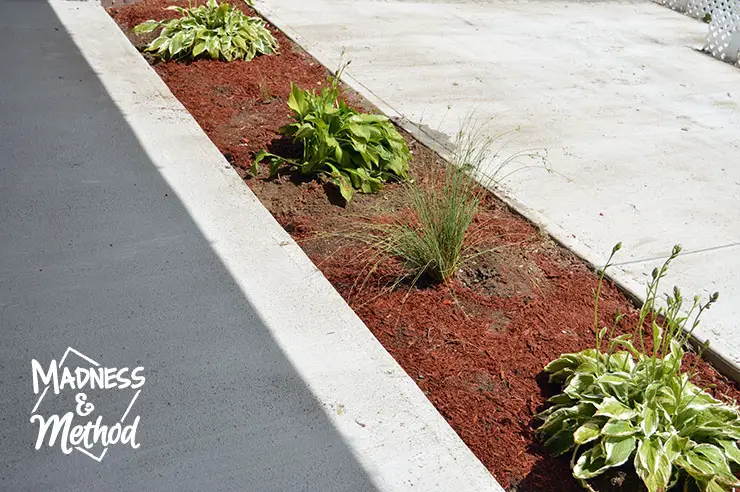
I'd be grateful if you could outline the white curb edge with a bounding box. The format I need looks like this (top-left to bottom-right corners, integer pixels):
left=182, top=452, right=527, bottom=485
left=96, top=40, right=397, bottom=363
left=49, top=1, right=506, bottom=490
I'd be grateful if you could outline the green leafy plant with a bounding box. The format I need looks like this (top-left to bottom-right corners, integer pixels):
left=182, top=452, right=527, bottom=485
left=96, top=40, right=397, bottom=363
left=133, top=0, right=278, bottom=62
left=537, top=243, right=740, bottom=492
left=251, top=67, right=411, bottom=202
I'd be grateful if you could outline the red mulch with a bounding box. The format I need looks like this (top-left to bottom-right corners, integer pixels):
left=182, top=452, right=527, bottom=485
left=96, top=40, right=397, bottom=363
left=109, top=3, right=740, bottom=490
left=109, top=0, right=367, bottom=175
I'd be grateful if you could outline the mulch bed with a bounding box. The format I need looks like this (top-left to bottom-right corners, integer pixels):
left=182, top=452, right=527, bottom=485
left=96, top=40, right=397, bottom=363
left=109, top=2, right=740, bottom=490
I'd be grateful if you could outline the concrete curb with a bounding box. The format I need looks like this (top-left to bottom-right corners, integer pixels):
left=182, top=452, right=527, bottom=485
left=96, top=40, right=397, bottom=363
left=49, top=1, right=505, bottom=490
left=252, top=0, right=740, bottom=384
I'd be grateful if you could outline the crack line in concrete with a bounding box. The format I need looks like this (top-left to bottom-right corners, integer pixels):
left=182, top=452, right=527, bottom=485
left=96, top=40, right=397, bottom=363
left=612, top=241, right=740, bottom=267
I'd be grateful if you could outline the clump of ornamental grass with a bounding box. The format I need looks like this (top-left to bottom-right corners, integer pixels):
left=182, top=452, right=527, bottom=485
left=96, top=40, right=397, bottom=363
left=353, top=119, right=546, bottom=285
left=537, top=243, right=740, bottom=492
left=369, top=160, right=482, bottom=284
left=134, top=0, right=278, bottom=62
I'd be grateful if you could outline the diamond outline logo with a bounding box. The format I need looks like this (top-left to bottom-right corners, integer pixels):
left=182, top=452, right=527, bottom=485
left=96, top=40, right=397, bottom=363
left=31, top=347, right=141, bottom=462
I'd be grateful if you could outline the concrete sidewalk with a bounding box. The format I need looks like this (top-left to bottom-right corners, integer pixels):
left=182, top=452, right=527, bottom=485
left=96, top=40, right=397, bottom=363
left=254, top=0, right=740, bottom=379
left=0, top=1, right=501, bottom=490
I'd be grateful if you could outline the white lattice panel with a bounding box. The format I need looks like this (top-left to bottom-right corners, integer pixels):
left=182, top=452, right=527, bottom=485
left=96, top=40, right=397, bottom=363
left=656, top=0, right=740, bottom=65
left=686, top=0, right=726, bottom=19
left=706, top=3, right=740, bottom=63
left=655, top=0, right=690, bottom=13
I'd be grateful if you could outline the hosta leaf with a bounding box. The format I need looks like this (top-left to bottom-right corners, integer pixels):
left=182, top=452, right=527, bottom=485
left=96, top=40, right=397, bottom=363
left=573, top=446, right=609, bottom=479
left=601, top=419, right=637, bottom=437
left=182, top=30, right=196, bottom=48
left=538, top=410, right=570, bottom=436
left=192, top=40, right=207, bottom=57
left=675, top=444, right=736, bottom=484
left=342, top=167, right=363, bottom=188
left=564, top=372, right=596, bottom=399
left=233, top=34, right=247, bottom=51
left=643, top=381, right=662, bottom=402
left=165, top=5, right=187, bottom=14
left=715, top=440, right=740, bottom=465
left=333, top=174, right=354, bottom=202
left=251, top=150, right=268, bottom=176
left=133, top=20, right=160, bottom=33
left=641, top=404, right=659, bottom=438
left=548, top=368, right=575, bottom=384
left=664, top=434, right=690, bottom=462
left=574, top=359, right=599, bottom=376
left=597, top=373, right=630, bottom=386
left=665, top=339, right=684, bottom=368
left=685, top=382, right=722, bottom=406
left=702, top=405, right=739, bottom=424
left=169, top=32, right=184, bottom=56
left=155, top=37, right=171, bottom=55
left=688, top=424, right=731, bottom=442
left=655, top=385, right=678, bottom=413
left=595, top=397, right=638, bottom=420
left=597, top=372, right=631, bottom=400
left=634, top=437, right=671, bottom=492
left=148, top=36, right=168, bottom=52
left=269, top=157, right=283, bottom=177
left=691, top=444, right=733, bottom=474
left=351, top=113, right=389, bottom=124
left=325, top=164, right=354, bottom=202
left=604, top=435, right=637, bottom=467
left=535, top=402, right=569, bottom=422
left=574, top=420, right=602, bottom=445
left=347, top=122, right=372, bottom=140
left=701, top=477, right=731, bottom=492
left=351, top=138, right=368, bottom=158
left=384, top=156, right=407, bottom=178
left=359, top=177, right=382, bottom=194
left=607, top=351, right=635, bottom=372
left=539, top=404, right=594, bottom=439
left=205, top=36, right=219, bottom=59
left=293, top=123, right=315, bottom=140
left=544, top=428, right=575, bottom=456
left=580, top=349, right=601, bottom=363
left=220, top=36, right=232, bottom=59
left=287, top=83, right=309, bottom=117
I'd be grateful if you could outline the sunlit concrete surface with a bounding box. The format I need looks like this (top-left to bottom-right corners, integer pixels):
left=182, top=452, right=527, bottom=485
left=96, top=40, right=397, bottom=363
left=255, top=0, right=740, bottom=379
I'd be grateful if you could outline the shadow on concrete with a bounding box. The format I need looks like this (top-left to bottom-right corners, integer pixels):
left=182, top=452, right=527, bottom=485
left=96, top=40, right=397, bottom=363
left=0, top=1, right=378, bottom=490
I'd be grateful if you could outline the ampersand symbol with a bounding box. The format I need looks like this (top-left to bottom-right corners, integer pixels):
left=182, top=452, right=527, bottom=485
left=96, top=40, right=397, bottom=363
left=75, top=392, right=94, bottom=417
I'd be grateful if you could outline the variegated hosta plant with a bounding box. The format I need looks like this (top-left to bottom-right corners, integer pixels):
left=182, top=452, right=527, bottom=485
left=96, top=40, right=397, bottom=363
left=133, top=0, right=278, bottom=62
left=538, top=243, right=740, bottom=492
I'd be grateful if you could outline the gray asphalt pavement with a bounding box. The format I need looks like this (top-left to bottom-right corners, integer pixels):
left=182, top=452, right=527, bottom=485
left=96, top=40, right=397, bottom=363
left=0, top=1, right=377, bottom=490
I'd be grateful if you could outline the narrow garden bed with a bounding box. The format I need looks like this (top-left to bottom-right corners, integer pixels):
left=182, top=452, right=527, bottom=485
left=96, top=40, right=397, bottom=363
left=109, top=2, right=740, bottom=490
